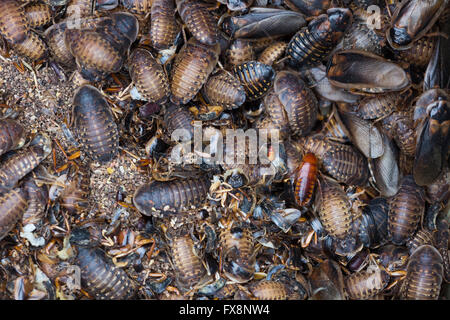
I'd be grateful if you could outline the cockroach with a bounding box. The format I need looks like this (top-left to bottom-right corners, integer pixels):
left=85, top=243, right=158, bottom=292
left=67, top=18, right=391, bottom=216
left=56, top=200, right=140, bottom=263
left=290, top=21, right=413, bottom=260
left=358, top=198, right=389, bottom=249
left=13, top=32, right=48, bottom=61
left=65, top=12, right=138, bottom=81
left=284, top=0, right=331, bottom=16
left=394, top=36, right=437, bottom=67
left=22, top=174, right=48, bottom=225
left=222, top=7, right=306, bottom=40
left=225, top=39, right=255, bottom=68
left=0, top=119, right=25, bottom=157
left=287, top=8, right=352, bottom=68
left=344, top=263, right=390, bottom=300
left=163, top=103, right=195, bottom=142
left=71, top=85, right=119, bottom=163
left=74, top=245, right=136, bottom=299
left=273, top=70, right=318, bottom=137
left=388, top=175, right=425, bottom=245
left=121, top=0, right=151, bottom=15
left=220, top=226, right=256, bottom=283
left=176, top=0, right=219, bottom=46
left=435, top=219, right=450, bottom=283
left=326, top=50, right=410, bottom=94
left=292, top=153, right=318, bottom=207
left=341, top=11, right=383, bottom=55
left=257, top=41, right=287, bottom=66
left=383, top=111, right=416, bottom=157
left=149, top=0, right=179, bottom=50
left=129, top=48, right=170, bottom=104
left=0, top=135, right=52, bottom=191
left=357, top=93, right=400, bottom=120
left=248, top=281, right=289, bottom=300
left=233, top=61, right=275, bottom=101
left=400, top=245, right=443, bottom=300
left=256, top=91, right=290, bottom=140
left=25, top=2, right=53, bottom=28
left=166, top=227, right=208, bottom=292
left=386, top=0, right=448, bottom=50
left=170, top=37, right=220, bottom=105
left=0, top=188, right=28, bottom=241
left=202, top=70, right=246, bottom=110
left=133, top=176, right=211, bottom=215
left=0, top=0, right=29, bottom=45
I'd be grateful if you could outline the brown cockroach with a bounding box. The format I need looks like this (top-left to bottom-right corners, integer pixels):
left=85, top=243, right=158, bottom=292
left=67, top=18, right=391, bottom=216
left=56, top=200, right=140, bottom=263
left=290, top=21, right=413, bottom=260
left=133, top=176, right=211, bottom=215
left=0, top=119, right=25, bottom=157
left=0, top=0, right=30, bottom=45
left=25, top=2, right=53, bottom=28
left=233, top=61, right=275, bottom=101
left=71, top=85, right=119, bottom=163
left=176, top=0, right=219, bottom=46
left=344, top=263, right=390, bottom=300
left=149, top=0, right=179, bottom=50
left=406, top=228, right=435, bottom=255
left=0, top=188, right=28, bottom=241
left=60, top=164, right=90, bottom=214
left=202, top=70, right=246, bottom=110
left=13, top=32, right=48, bottom=61
left=121, top=0, right=151, bottom=15
left=129, top=48, right=170, bottom=104
left=170, top=37, right=220, bottom=105
left=257, top=41, right=287, bottom=66
left=0, top=135, right=52, bottom=191
left=220, top=226, right=256, bottom=283
left=225, top=39, right=255, bottom=68
left=22, top=174, right=48, bottom=225
left=400, top=245, right=443, bottom=300
left=292, top=153, right=318, bottom=207
left=388, top=175, right=425, bottom=245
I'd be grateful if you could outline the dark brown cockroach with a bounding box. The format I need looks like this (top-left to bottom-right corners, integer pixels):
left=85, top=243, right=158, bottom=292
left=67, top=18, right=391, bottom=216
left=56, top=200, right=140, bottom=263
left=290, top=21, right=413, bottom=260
left=149, top=0, right=179, bottom=50
left=74, top=245, right=136, bottom=299
left=225, top=39, right=255, bottom=68
left=166, top=227, right=208, bottom=292
left=163, top=103, right=195, bottom=142
left=233, top=61, right=275, bottom=101
left=0, top=188, right=28, bottom=241
left=25, top=2, right=53, bottom=28
left=248, top=281, right=289, bottom=300
left=22, top=174, right=48, bottom=225
left=386, top=0, right=448, bottom=50
left=256, top=91, right=290, bottom=140
left=65, top=12, right=138, bottom=81
left=0, top=135, right=52, bottom=191
left=129, top=48, right=170, bottom=104
left=358, top=197, right=389, bottom=249
left=383, top=111, right=416, bottom=157
left=121, top=0, right=151, bottom=15
left=357, top=93, right=400, bottom=120
left=170, top=37, right=220, bottom=105
left=344, top=263, right=390, bottom=300
left=406, top=228, right=434, bottom=255
left=413, top=88, right=449, bottom=186
left=292, top=153, right=318, bottom=207
left=133, top=176, right=211, bottom=215
left=202, top=70, right=246, bottom=110
left=315, top=176, right=353, bottom=240
left=321, top=143, right=369, bottom=186
left=287, top=8, right=353, bottom=68
left=327, top=50, right=410, bottom=94
left=176, top=0, right=218, bottom=46
left=44, top=21, right=75, bottom=67
left=0, top=119, right=25, bottom=157
left=394, top=36, right=437, bottom=68
left=435, top=219, right=450, bottom=283
left=220, top=226, right=256, bottom=283
left=400, top=245, right=443, bottom=300
left=0, top=0, right=29, bottom=45
left=388, top=175, right=425, bottom=245
left=338, top=111, right=384, bottom=159
left=321, top=106, right=351, bottom=143
left=284, top=0, right=331, bottom=16
left=71, top=85, right=119, bottom=163
left=340, top=9, right=383, bottom=55
left=13, top=32, right=48, bottom=61
left=222, top=8, right=306, bottom=40
left=257, top=41, right=287, bottom=66
left=66, top=0, right=93, bottom=19
left=60, top=164, right=90, bottom=214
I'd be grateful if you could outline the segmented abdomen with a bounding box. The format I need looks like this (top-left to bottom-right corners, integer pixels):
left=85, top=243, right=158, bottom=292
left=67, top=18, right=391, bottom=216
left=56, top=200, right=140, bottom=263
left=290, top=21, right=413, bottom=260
left=150, top=0, right=179, bottom=50
left=0, top=188, right=28, bottom=241
left=287, top=28, right=331, bottom=67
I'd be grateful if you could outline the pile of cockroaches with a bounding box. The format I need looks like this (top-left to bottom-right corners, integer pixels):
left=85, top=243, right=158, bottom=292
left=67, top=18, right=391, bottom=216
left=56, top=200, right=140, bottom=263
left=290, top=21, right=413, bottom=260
left=0, top=0, right=449, bottom=300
